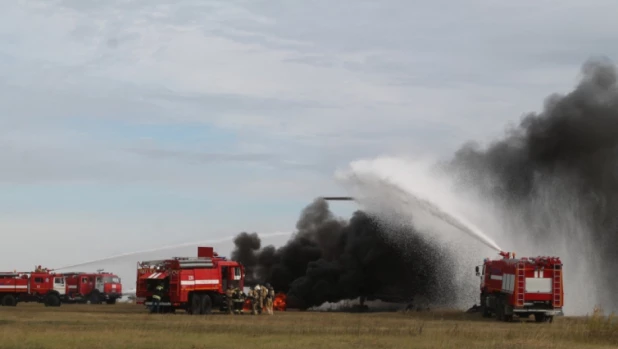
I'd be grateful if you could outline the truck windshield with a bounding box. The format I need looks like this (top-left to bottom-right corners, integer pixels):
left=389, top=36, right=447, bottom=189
left=103, top=276, right=120, bottom=283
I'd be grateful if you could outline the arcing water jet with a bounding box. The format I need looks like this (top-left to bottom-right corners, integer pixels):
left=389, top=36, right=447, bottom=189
left=52, top=232, right=291, bottom=271
left=323, top=193, right=502, bottom=252
left=334, top=163, right=503, bottom=253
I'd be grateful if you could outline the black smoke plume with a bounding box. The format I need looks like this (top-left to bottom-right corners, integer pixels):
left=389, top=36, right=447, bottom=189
left=446, top=57, right=618, bottom=308
left=232, top=198, right=456, bottom=309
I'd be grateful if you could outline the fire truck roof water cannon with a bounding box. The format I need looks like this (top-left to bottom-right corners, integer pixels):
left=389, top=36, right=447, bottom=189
left=475, top=250, right=564, bottom=323
left=135, top=246, right=245, bottom=314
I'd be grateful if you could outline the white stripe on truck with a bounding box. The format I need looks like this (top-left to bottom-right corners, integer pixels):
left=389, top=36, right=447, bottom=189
left=180, top=279, right=219, bottom=286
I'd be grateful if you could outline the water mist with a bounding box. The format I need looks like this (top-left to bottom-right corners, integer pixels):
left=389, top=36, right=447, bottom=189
left=334, top=156, right=602, bottom=315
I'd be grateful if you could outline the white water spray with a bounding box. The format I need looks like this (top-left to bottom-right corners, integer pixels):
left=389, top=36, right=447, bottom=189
left=53, top=231, right=291, bottom=271
left=335, top=157, right=502, bottom=252
left=333, top=156, right=601, bottom=315
left=333, top=156, right=506, bottom=308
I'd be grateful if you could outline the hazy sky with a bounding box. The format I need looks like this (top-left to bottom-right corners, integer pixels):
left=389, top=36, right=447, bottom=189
left=2, top=1, right=617, bottom=286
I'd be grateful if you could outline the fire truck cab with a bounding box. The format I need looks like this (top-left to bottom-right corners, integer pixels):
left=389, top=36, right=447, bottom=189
left=476, top=251, right=564, bottom=322
left=0, top=269, right=66, bottom=307
left=135, top=246, right=245, bottom=314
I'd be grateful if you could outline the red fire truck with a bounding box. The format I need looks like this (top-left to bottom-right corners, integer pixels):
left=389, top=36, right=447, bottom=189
left=135, top=246, right=245, bottom=314
left=0, top=269, right=66, bottom=307
left=60, top=270, right=123, bottom=304
left=475, top=251, right=564, bottom=322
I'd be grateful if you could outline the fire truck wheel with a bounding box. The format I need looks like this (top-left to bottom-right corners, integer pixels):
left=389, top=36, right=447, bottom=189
left=201, top=294, right=213, bottom=315
left=535, top=313, right=546, bottom=322
left=190, top=294, right=201, bottom=315
left=495, top=298, right=504, bottom=321
left=89, top=292, right=101, bottom=305
left=45, top=294, right=61, bottom=307
left=1, top=294, right=17, bottom=306
left=503, top=311, right=513, bottom=322
left=480, top=295, right=491, bottom=318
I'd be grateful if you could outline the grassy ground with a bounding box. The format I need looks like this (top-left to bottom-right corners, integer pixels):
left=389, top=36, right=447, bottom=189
left=0, top=304, right=617, bottom=349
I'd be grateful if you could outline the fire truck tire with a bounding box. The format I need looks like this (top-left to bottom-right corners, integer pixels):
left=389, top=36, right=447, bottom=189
left=535, top=313, right=547, bottom=322
left=503, top=311, right=513, bottom=322
left=1, top=294, right=17, bottom=306
left=189, top=294, right=201, bottom=315
left=201, top=294, right=213, bottom=314
left=495, top=297, right=504, bottom=321
left=89, top=292, right=101, bottom=305
left=106, top=298, right=116, bottom=305
left=480, top=295, right=491, bottom=317
left=501, top=300, right=513, bottom=322
left=45, top=294, right=61, bottom=307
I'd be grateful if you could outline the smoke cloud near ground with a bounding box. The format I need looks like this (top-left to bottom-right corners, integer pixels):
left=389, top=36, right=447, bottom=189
left=232, top=198, right=457, bottom=310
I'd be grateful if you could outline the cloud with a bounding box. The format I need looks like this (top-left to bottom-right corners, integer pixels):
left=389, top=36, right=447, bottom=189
left=124, top=145, right=322, bottom=174
left=3, top=0, right=618, bottom=185
left=3, top=0, right=576, bottom=145
left=126, top=147, right=275, bottom=163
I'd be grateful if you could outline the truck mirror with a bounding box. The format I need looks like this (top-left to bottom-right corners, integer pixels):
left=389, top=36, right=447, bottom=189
left=475, top=266, right=480, bottom=276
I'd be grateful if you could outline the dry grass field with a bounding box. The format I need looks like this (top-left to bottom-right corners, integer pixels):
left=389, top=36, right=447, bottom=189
left=0, top=303, right=617, bottom=349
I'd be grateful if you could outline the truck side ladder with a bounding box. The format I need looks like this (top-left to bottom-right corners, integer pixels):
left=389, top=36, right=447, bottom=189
left=553, top=268, right=562, bottom=307
left=516, top=262, right=525, bottom=307
left=168, top=271, right=179, bottom=302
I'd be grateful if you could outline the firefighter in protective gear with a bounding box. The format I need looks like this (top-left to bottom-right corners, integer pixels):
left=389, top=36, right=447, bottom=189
left=268, top=285, right=275, bottom=315
left=254, top=284, right=264, bottom=314
left=249, top=287, right=260, bottom=315
left=151, top=283, right=164, bottom=313
left=246, top=288, right=253, bottom=314
left=232, top=287, right=245, bottom=314
left=225, top=286, right=234, bottom=314
left=260, top=284, right=269, bottom=314
left=255, top=284, right=265, bottom=315
left=264, top=284, right=275, bottom=315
